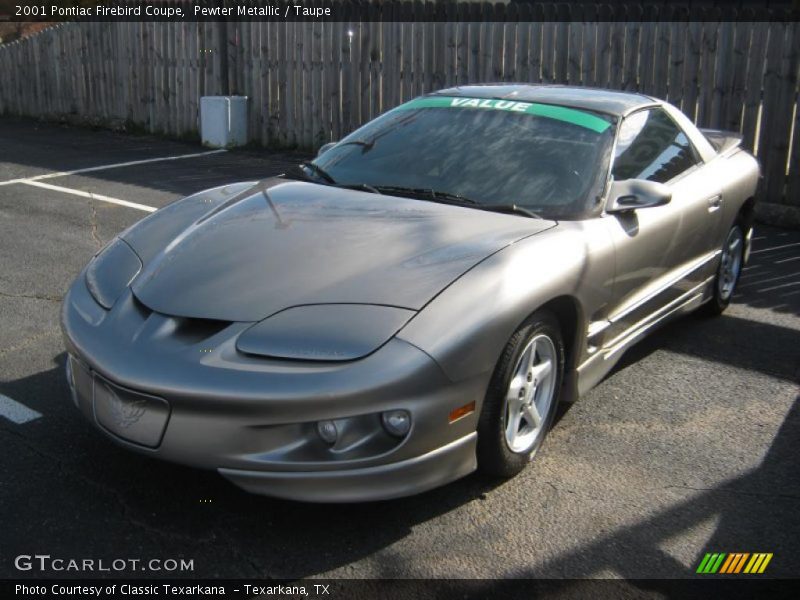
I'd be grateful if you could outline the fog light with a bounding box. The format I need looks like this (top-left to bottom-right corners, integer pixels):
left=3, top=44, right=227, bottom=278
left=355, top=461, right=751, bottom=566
left=381, top=410, right=411, bottom=437
left=317, top=420, right=338, bottom=444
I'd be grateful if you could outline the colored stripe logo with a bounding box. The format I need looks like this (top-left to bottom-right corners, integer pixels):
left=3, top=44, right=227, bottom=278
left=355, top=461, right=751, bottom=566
left=696, top=552, right=773, bottom=574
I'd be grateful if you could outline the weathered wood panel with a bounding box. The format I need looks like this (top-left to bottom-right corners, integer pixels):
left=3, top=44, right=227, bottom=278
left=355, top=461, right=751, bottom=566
left=0, top=2, right=796, bottom=208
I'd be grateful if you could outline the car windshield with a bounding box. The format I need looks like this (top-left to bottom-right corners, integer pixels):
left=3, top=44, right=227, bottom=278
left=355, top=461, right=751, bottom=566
left=311, top=96, right=616, bottom=219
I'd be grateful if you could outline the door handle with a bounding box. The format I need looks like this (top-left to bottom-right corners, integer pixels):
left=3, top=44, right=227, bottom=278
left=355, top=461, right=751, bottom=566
left=707, top=195, right=723, bottom=212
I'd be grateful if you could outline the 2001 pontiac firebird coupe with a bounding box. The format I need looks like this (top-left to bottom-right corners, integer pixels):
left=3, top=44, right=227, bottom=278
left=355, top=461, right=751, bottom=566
left=62, top=85, right=759, bottom=502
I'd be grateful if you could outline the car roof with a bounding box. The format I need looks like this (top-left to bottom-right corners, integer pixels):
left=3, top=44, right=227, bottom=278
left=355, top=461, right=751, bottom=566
left=429, top=84, right=659, bottom=117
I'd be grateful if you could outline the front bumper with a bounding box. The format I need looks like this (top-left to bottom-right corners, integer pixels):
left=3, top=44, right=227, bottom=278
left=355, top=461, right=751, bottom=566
left=62, top=277, right=485, bottom=502
left=220, top=433, right=477, bottom=503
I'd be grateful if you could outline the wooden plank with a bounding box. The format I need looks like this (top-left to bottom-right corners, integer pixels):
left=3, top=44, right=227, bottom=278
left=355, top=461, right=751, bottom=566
left=504, top=3, right=517, bottom=83
left=638, top=6, right=657, bottom=96
left=529, top=5, right=544, bottom=84
left=554, top=4, right=569, bottom=84
left=284, top=19, right=297, bottom=146
left=381, top=2, right=394, bottom=111
left=491, top=7, right=504, bottom=83
left=390, top=7, right=403, bottom=108
left=367, top=2, right=380, bottom=120
left=567, top=8, right=582, bottom=85
left=329, top=17, right=342, bottom=140
left=682, top=20, right=703, bottom=121
left=433, top=2, right=447, bottom=91
left=444, top=0, right=457, bottom=88
left=541, top=4, right=555, bottom=83
left=238, top=21, right=250, bottom=139
left=621, top=5, right=640, bottom=92
left=709, top=12, right=733, bottom=129
left=651, top=9, right=670, bottom=101
left=467, top=2, right=480, bottom=85
left=168, top=22, right=178, bottom=136
left=161, top=22, right=170, bottom=133
left=402, top=2, right=415, bottom=98
left=479, top=2, right=493, bottom=83
left=340, top=4, right=353, bottom=136
left=303, top=18, right=313, bottom=148
left=515, top=3, right=532, bottom=84
left=456, top=3, right=469, bottom=86
left=349, top=16, right=363, bottom=130
left=188, top=22, right=199, bottom=135
left=764, top=19, right=797, bottom=205
left=666, top=9, right=686, bottom=108
left=422, top=9, right=434, bottom=92
left=312, top=10, right=324, bottom=147
left=696, top=11, right=719, bottom=127
left=268, top=19, right=280, bottom=144
left=608, top=7, right=625, bottom=90
left=227, top=21, right=237, bottom=96
left=741, top=17, right=768, bottom=152
left=579, top=8, right=596, bottom=87
left=724, top=16, right=751, bottom=133
left=252, top=21, right=263, bottom=144
left=319, top=13, right=330, bottom=144
left=412, top=14, right=424, bottom=96
left=594, top=6, right=611, bottom=88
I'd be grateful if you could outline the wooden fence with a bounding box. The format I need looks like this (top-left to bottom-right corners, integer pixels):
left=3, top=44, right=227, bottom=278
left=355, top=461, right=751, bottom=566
left=0, top=3, right=798, bottom=212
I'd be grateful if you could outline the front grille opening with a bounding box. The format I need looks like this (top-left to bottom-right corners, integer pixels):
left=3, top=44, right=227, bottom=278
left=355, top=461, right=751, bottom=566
left=172, top=317, right=232, bottom=344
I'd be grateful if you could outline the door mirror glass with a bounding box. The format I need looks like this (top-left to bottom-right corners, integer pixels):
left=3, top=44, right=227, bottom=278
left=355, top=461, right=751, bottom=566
left=606, top=179, right=672, bottom=213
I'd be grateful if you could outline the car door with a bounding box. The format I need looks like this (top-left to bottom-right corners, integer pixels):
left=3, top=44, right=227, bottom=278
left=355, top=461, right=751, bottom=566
left=601, top=107, right=722, bottom=350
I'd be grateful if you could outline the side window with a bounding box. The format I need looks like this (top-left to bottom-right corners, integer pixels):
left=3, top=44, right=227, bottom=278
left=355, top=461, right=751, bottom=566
left=612, top=108, right=701, bottom=183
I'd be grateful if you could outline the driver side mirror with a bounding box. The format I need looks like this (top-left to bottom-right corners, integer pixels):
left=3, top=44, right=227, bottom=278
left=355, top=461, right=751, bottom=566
left=606, top=179, right=672, bottom=213
left=317, top=142, right=337, bottom=157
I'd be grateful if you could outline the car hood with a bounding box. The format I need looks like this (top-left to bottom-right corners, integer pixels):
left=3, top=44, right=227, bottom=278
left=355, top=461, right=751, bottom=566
left=127, top=179, right=555, bottom=322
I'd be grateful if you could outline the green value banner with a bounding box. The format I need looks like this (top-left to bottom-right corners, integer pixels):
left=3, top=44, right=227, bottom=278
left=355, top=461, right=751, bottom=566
left=396, top=96, right=612, bottom=133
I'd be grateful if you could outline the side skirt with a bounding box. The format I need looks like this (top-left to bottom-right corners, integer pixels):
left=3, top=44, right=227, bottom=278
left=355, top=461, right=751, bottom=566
left=575, top=276, right=714, bottom=396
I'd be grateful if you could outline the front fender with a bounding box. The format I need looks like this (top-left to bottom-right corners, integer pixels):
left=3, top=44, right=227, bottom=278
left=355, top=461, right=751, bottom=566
left=396, top=222, right=615, bottom=383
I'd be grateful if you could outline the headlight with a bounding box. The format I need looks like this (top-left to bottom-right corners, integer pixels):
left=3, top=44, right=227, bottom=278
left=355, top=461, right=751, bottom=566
left=85, top=238, right=142, bottom=309
left=236, top=304, right=415, bottom=361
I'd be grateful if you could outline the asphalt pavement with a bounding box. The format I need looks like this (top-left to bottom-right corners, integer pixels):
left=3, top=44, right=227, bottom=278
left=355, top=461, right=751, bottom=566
left=1, top=117, right=798, bottom=583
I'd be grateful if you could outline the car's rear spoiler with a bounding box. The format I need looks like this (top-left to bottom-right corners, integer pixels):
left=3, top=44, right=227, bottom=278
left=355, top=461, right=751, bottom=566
left=700, top=128, right=743, bottom=156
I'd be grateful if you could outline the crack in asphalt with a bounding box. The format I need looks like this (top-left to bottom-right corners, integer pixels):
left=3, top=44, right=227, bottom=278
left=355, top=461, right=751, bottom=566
left=0, top=290, right=63, bottom=302
left=0, top=327, right=60, bottom=357
left=88, top=199, right=103, bottom=249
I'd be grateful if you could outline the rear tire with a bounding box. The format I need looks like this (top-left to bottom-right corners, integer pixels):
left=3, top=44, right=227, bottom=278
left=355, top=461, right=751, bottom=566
left=477, top=311, right=565, bottom=478
left=702, top=223, right=745, bottom=316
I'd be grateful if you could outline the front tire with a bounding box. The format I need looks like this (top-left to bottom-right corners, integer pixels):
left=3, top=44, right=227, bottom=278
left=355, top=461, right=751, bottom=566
left=703, top=223, right=745, bottom=316
left=477, top=311, right=564, bottom=478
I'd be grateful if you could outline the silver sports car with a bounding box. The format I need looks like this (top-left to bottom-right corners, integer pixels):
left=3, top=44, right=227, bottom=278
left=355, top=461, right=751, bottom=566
left=62, top=85, right=759, bottom=502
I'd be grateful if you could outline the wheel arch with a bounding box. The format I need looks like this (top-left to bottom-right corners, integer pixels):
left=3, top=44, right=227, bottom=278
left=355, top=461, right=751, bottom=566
left=536, top=295, right=584, bottom=374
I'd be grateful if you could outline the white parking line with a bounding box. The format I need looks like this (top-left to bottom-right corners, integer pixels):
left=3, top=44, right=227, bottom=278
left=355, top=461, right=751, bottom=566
left=0, top=148, right=226, bottom=186
left=750, top=241, right=800, bottom=254
left=0, top=393, right=42, bottom=424
left=22, top=180, right=157, bottom=212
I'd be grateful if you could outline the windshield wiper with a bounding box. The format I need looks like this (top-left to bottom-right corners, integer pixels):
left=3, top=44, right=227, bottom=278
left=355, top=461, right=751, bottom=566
left=300, top=161, right=336, bottom=184
left=338, top=182, right=382, bottom=194
left=372, top=186, right=478, bottom=206
left=477, top=204, right=542, bottom=219
left=371, top=187, right=541, bottom=218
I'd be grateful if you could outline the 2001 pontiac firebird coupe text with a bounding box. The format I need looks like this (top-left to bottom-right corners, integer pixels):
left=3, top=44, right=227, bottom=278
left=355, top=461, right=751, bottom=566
left=62, top=85, right=759, bottom=502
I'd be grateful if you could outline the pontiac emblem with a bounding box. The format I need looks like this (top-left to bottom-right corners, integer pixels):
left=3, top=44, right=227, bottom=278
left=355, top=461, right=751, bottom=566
left=104, top=384, right=147, bottom=429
